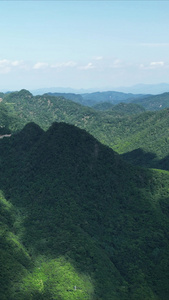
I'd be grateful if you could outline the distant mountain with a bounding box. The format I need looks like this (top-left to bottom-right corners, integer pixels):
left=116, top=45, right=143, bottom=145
left=80, top=91, right=147, bottom=107
left=3, top=82, right=169, bottom=96
left=47, top=91, right=148, bottom=107
left=132, top=92, right=169, bottom=111
left=43, top=89, right=169, bottom=113
left=2, top=89, right=169, bottom=170
left=46, top=92, right=84, bottom=105
left=114, top=83, right=169, bottom=95
left=92, top=101, right=115, bottom=111
left=31, top=87, right=98, bottom=95
left=30, top=83, right=169, bottom=96
left=93, top=102, right=145, bottom=114
left=1, top=122, right=169, bottom=299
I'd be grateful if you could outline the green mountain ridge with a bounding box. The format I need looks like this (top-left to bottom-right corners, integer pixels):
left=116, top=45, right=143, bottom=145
left=81, top=91, right=148, bottom=106
left=45, top=90, right=169, bottom=111
left=2, top=89, right=96, bottom=131
left=0, top=102, right=21, bottom=134
left=93, top=102, right=145, bottom=114
left=132, top=92, right=169, bottom=111
left=1, top=122, right=169, bottom=299
left=47, top=91, right=149, bottom=107
left=2, top=89, right=169, bottom=170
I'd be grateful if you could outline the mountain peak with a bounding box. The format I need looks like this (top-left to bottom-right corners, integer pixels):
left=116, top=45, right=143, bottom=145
left=18, top=89, right=33, bottom=97
left=12, top=122, right=44, bottom=152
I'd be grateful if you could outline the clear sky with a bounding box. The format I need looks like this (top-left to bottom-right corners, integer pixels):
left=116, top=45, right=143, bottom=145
left=1, top=0, right=169, bottom=91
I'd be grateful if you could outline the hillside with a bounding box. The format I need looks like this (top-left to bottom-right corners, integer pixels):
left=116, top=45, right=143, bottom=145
left=47, top=91, right=147, bottom=107
left=132, top=92, right=169, bottom=111
left=92, top=101, right=115, bottom=111
left=53, top=90, right=169, bottom=112
left=2, top=89, right=169, bottom=170
left=110, top=108, right=169, bottom=168
left=46, top=92, right=84, bottom=105
left=93, top=102, right=145, bottom=114
left=2, top=89, right=97, bottom=131
left=0, top=102, right=21, bottom=134
left=0, top=122, right=169, bottom=299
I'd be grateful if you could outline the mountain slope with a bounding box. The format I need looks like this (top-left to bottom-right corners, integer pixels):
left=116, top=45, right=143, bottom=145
left=1, top=122, right=169, bottom=299
left=2, top=89, right=169, bottom=170
left=46, top=91, right=147, bottom=107
left=93, top=102, right=145, bottom=114
left=132, top=92, right=169, bottom=111
left=80, top=91, right=147, bottom=106
left=0, top=102, right=21, bottom=134
left=0, top=191, right=32, bottom=300
left=3, top=89, right=97, bottom=131
left=112, top=108, right=169, bottom=168
left=46, top=92, right=84, bottom=105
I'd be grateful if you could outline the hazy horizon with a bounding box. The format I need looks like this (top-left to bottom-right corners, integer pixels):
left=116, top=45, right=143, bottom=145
left=2, top=82, right=169, bottom=96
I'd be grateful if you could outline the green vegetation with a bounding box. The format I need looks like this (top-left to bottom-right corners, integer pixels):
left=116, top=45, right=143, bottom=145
left=47, top=90, right=146, bottom=107
left=132, top=92, right=169, bottom=111
left=0, top=102, right=21, bottom=134
left=93, top=102, right=145, bottom=114
left=81, top=91, right=146, bottom=107
left=1, top=121, right=169, bottom=299
left=0, top=191, right=31, bottom=300
left=2, top=89, right=169, bottom=169
left=2, top=89, right=96, bottom=131
left=18, top=257, right=94, bottom=300
left=46, top=92, right=84, bottom=105
left=92, top=101, right=115, bottom=111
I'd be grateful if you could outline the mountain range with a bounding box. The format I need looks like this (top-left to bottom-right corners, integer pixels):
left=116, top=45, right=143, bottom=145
left=29, top=83, right=169, bottom=96
left=114, top=83, right=169, bottom=95
left=1, top=88, right=169, bottom=299
left=46, top=91, right=147, bottom=107
left=1, top=122, right=169, bottom=299
left=1, top=89, right=169, bottom=169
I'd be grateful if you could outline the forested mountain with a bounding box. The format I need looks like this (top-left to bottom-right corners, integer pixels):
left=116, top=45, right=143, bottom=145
left=110, top=108, right=169, bottom=169
left=81, top=91, right=147, bottom=106
left=46, top=92, right=84, bottom=105
left=132, top=92, right=169, bottom=111
left=46, top=90, right=169, bottom=112
left=2, top=89, right=95, bottom=131
left=1, top=122, right=169, bottom=299
left=92, top=101, right=115, bottom=111
left=0, top=102, right=21, bottom=134
left=93, top=102, right=145, bottom=114
left=47, top=91, right=148, bottom=107
left=2, top=89, right=169, bottom=170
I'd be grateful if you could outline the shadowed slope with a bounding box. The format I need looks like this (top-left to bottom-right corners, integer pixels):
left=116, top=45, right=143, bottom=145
left=0, top=122, right=169, bottom=299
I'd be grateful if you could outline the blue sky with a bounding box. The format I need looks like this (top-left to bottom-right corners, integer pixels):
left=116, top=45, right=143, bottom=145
left=1, top=1, right=169, bottom=91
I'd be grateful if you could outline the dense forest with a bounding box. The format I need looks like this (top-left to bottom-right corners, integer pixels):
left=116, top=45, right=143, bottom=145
left=2, top=89, right=169, bottom=169
left=47, top=91, right=148, bottom=107
left=1, top=89, right=169, bottom=299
